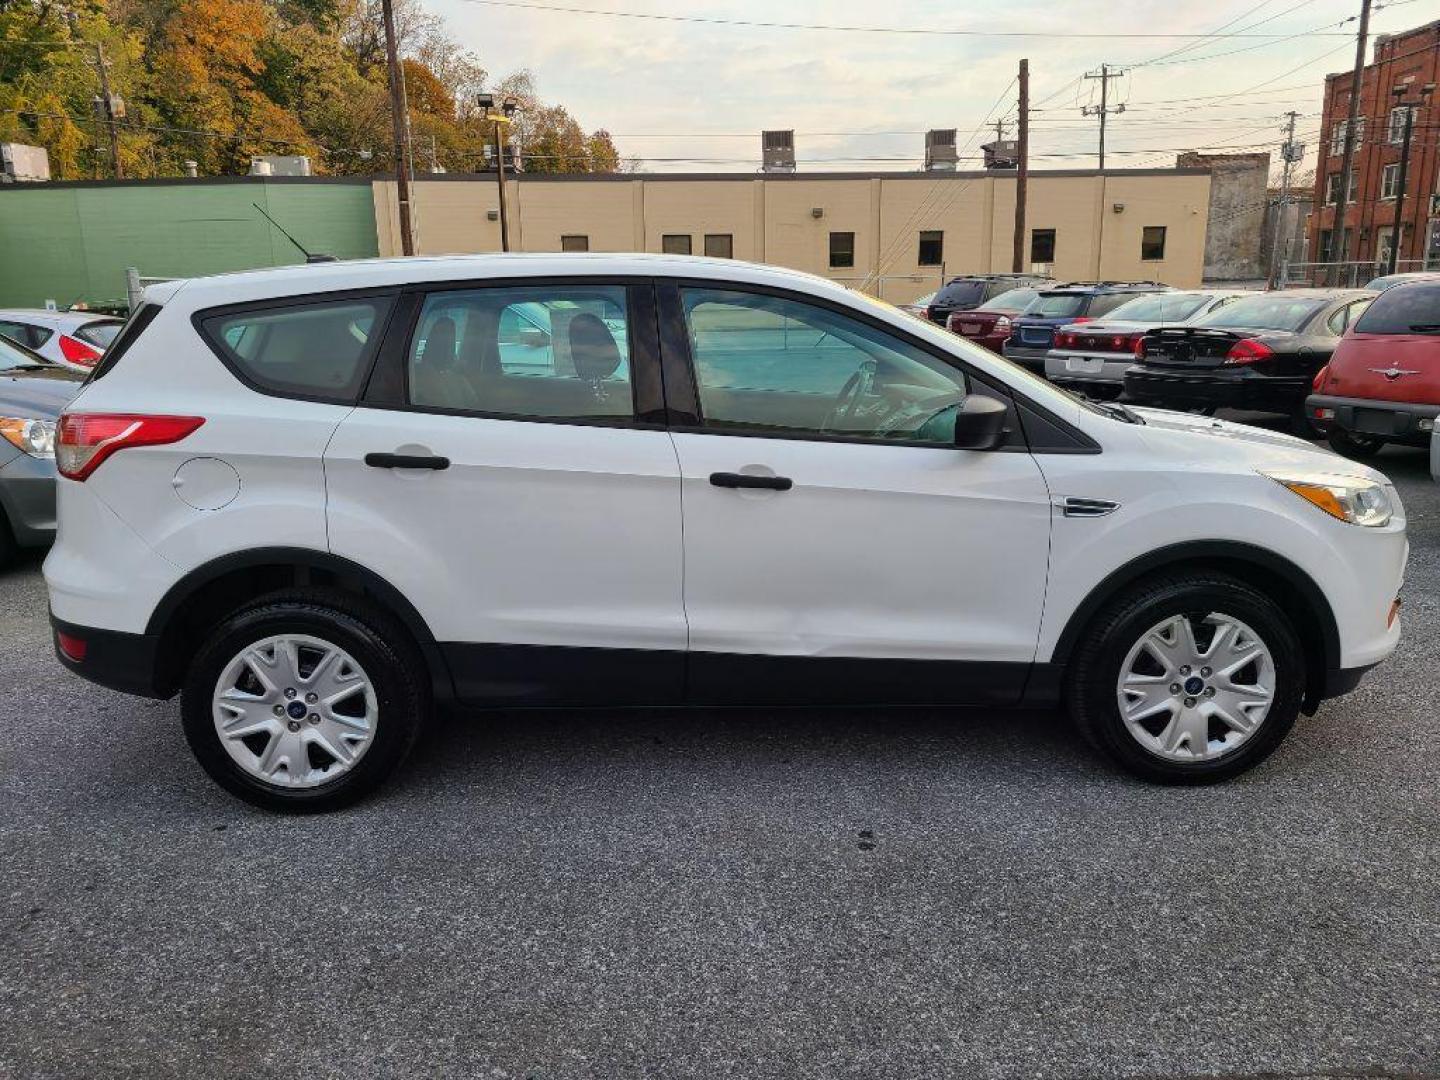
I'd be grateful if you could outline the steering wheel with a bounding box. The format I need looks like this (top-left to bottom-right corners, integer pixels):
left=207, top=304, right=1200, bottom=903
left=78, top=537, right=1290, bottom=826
left=873, top=391, right=967, bottom=439
left=821, top=360, right=879, bottom=432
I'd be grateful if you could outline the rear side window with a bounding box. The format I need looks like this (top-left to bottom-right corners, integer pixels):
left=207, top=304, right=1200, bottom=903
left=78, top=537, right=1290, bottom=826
left=1353, top=283, right=1440, bottom=335
left=0, top=320, right=50, bottom=350
left=1028, top=294, right=1086, bottom=318
left=1088, top=292, right=1146, bottom=318
left=74, top=320, right=123, bottom=348
left=199, top=295, right=393, bottom=402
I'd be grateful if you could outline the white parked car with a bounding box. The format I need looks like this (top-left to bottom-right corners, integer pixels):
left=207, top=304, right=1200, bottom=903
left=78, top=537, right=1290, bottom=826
left=44, top=255, right=1407, bottom=811
left=0, top=309, right=125, bottom=372
left=1043, top=289, right=1252, bottom=396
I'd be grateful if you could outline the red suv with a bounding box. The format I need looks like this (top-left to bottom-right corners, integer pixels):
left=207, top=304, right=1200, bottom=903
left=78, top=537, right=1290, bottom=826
left=1308, top=279, right=1440, bottom=459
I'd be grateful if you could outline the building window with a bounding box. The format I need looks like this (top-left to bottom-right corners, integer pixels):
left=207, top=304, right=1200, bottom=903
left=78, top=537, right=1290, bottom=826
left=1141, top=226, right=1167, bottom=261
left=703, top=233, right=733, bottom=259
left=662, top=234, right=692, bottom=255
left=1381, top=163, right=1401, bottom=200
left=829, top=231, right=856, bottom=268
left=560, top=235, right=589, bottom=252
left=1030, top=228, right=1056, bottom=263
left=917, top=230, right=944, bottom=266
left=1329, top=117, right=1364, bottom=156
left=1388, top=106, right=1409, bottom=145
left=1325, top=171, right=1359, bottom=205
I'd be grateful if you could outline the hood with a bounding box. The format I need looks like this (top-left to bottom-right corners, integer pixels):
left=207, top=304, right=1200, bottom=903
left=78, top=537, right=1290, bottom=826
left=0, top=368, right=85, bottom=419
left=1131, top=406, right=1388, bottom=483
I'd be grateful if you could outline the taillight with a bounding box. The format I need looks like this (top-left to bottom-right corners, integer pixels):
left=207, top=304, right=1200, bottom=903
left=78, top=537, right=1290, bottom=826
left=55, top=413, right=205, bottom=481
left=993, top=315, right=1011, bottom=332
left=56, top=630, right=87, bottom=662
left=57, top=334, right=103, bottom=367
left=1054, top=331, right=1074, bottom=349
left=1134, top=335, right=1149, bottom=360
left=1312, top=365, right=1330, bottom=391
left=1223, top=339, right=1274, bottom=366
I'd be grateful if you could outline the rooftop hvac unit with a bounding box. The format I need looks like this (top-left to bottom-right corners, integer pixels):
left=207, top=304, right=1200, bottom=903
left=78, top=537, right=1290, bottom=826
left=250, top=155, right=312, bottom=176
left=924, top=129, right=958, bottom=171
left=1, top=142, right=50, bottom=183
left=981, top=140, right=1019, bottom=170
left=762, top=130, right=795, bottom=173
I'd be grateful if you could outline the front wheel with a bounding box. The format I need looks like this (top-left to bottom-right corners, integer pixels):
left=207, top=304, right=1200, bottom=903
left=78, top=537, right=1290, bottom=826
left=181, top=590, right=428, bottom=812
left=1068, top=574, right=1304, bottom=783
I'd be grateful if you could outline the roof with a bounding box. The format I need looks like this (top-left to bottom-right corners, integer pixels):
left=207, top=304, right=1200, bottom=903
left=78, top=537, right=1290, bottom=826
left=0, top=308, right=121, bottom=324
left=151, top=252, right=859, bottom=308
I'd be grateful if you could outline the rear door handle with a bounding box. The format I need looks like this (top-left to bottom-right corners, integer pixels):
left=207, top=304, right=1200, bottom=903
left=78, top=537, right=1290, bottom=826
left=364, top=452, right=450, bottom=470
left=709, top=471, right=792, bottom=491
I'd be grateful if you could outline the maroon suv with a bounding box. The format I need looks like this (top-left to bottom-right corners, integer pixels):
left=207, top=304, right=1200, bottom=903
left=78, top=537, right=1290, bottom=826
left=945, top=286, right=1044, bottom=353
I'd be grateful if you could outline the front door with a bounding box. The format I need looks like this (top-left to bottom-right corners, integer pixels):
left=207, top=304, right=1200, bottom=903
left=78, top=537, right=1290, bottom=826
left=661, top=284, right=1053, bottom=705
left=325, top=280, right=686, bottom=705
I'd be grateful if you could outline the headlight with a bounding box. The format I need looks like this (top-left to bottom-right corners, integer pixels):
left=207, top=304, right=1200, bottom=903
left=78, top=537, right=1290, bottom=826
left=1264, top=471, right=1393, bottom=527
left=0, top=416, right=56, bottom=459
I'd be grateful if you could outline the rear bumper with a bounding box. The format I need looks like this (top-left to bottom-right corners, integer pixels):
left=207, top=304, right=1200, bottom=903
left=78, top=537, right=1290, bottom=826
left=1124, top=368, right=1309, bottom=411
left=1002, top=344, right=1050, bottom=373
left=50, top=614, right=169, bottom=699
left=1045, top=352, right=1131, bottom=387
left=0, top=450, right=58, bottom=548
left=1306, top=394, right=1439, bottom=445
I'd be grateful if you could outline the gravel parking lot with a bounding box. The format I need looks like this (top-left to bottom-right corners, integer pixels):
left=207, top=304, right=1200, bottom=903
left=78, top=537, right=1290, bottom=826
left=2, top=442, right=1437, bottom=1080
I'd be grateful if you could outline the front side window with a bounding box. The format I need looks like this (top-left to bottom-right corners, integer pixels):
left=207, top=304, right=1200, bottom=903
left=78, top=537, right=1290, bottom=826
left=662, top=234, right=692, bottom=255
left=201, top=295, right=392, bottom=401
left=406, top=285, right=633, bottom=421
left=918, top=230, right=944, bottom=266
left=829, top=231, right=855, bottom=268
left=1141, top=226, right=1167, bottom=261
left=681, top=287, right=968, bottom=443
left=1326, top=299, right=1373, bottom=336
left=1030, top=228, right=1056, bottom=263
left=704, top=234, right=733, bottom=259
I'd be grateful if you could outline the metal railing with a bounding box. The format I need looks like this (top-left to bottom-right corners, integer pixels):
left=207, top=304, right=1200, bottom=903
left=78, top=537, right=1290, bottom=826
left=1278, top=259, right=1432, bottom=289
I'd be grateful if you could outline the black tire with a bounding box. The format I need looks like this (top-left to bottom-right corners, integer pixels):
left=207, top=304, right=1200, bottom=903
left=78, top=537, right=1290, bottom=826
left=0, top=513, right=15, bottom=570
left=180, top=588, right=429, bottom=812
left=1067, top=573, right=1305, bottom=784
left=1326, top=428, right=1386, bottom=460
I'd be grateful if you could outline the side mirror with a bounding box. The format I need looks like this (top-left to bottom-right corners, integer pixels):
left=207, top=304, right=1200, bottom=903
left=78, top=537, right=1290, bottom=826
left=953, top=394, right=1009, bottom=451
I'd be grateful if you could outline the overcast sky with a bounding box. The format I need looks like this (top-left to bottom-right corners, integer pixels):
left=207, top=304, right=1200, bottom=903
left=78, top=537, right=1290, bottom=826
left=424, top=0, right=1429, bottom=178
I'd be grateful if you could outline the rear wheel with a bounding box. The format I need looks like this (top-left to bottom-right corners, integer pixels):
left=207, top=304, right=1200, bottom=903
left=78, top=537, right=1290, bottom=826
left=1068, top=574, right=1304, bottom=783
left=181, top=589, right=428, bottom=812
left=1326, top=428, right=1386, bottom=460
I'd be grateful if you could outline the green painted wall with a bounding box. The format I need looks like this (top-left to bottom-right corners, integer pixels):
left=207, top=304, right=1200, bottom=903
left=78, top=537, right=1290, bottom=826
left=0, top=178, right=379, bottom=308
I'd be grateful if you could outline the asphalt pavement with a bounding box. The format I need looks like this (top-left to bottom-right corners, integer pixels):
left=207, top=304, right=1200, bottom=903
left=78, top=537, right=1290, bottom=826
left=1, top=443, right=1437, bottom=1080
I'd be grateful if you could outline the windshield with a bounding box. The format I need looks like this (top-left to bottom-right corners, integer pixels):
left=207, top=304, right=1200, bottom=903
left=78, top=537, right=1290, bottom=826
left=979, top=287, right=1039, bottom=312
left=1102, top=293, right=1211, bottom=323
left=1196, top=294, right=1328, bottom=332
left=0, top=334, right=52, bottom=371
left=1026, top=294, right=1087, bottom=318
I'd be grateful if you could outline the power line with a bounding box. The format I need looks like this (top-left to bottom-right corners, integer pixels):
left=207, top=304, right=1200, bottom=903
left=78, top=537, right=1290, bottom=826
left=458, top=0, right=1358, bottom=37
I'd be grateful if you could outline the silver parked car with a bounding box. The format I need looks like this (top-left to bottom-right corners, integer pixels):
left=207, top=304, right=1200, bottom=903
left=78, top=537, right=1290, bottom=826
left=1044, top=290, right=1252, bottom=397
left=0, top=308, right=125, bottom=373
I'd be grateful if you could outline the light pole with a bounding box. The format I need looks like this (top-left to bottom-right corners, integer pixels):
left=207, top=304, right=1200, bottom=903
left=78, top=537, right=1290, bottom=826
left=478, top=93, right=520, bottom=252
left=1386, top=81, right=1435, bottom=276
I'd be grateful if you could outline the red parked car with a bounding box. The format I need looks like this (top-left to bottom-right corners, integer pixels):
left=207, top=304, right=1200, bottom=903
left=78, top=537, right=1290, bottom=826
left=1308, top=278, right=1440, bottom=459
left=945, top=286, right=1045, bottom=353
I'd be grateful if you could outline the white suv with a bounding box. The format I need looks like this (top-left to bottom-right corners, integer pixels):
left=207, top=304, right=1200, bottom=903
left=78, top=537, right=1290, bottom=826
left=45, top=255, right=1408, bottom=811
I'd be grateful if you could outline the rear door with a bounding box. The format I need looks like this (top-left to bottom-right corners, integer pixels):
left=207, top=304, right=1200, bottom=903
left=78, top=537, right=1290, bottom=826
left=658, top=282, right=1052, bottom=706
left=324, top=279, right=687, bottom=705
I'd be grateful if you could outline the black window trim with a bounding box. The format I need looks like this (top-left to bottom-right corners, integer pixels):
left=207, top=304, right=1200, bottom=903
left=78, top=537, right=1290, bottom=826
left=653, top=277, right=1097, bottom=454
left=87, top=302, right=163, bottom=382
left=358, top=274, right=667, bottom=431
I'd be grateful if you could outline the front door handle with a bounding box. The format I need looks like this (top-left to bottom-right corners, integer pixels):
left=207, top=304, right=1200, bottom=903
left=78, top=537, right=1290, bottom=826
left=709, top=471, right=792, bottom=491
left=365, top=452, right=450, bottom=470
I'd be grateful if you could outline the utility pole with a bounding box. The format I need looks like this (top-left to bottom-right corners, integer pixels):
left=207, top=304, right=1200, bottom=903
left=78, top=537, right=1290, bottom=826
left=478, top=94, right=519, bottom=252
left=1329, top=0, right=1371, bottom=284
left=1082, top=63, right=1126, bottom=170
left=381, top=0, right=415, bottom=255
left=93, top=44, right=123, bottom=180
left=1012, top=58, right=1029, bottom=273
left=1386, top=82, right=1435, bottom=275
left=1268, top=111, right=1302, bottom=289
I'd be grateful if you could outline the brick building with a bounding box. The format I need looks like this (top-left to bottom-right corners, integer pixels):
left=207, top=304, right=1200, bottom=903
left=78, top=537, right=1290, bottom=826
left=1309, top=19, right=1440, bottom=272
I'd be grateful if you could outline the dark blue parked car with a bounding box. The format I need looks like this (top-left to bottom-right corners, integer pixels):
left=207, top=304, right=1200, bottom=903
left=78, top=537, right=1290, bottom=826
left=1003, top=281, right=1170, bottom=374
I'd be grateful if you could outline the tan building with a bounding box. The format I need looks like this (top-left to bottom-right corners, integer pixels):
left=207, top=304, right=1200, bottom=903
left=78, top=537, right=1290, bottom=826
left=375, top=168, right=1213, bottom=301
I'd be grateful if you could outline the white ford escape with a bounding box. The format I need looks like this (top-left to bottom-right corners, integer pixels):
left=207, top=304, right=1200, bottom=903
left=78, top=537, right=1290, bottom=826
left=45, top=255, right=1407, bottom=811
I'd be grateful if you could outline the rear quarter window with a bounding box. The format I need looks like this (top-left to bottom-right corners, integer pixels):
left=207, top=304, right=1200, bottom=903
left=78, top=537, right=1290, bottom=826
left=198, top=294, right=395, bottom=402
left=1353, top=283, right=1440, bottom=335
left=1087, top=292, right=1148, bottom=318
